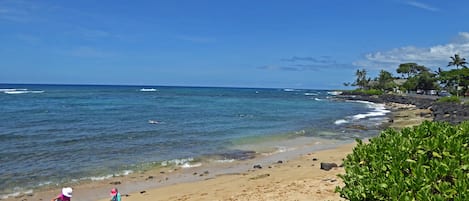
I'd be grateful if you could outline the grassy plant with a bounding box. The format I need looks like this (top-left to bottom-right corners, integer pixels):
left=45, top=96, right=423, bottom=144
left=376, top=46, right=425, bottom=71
left=437, top=96, right=461, bottom=103
left=336, top=121, right=469, bottom=200
left=348, top=89, right=384, bottom=96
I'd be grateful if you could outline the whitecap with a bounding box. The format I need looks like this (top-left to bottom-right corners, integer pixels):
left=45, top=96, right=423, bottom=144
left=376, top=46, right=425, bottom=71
left=139, top=88, right=158, bottom=92
left=334, top=119, right=348, bottom=125
left=304, top=92, right=318, bottom=96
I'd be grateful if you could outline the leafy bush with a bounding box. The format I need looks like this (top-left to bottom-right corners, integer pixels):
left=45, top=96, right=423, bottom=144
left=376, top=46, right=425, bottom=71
left=337, top=121, right=469, bottom=200
left=437, top=96, right=461, bottom=103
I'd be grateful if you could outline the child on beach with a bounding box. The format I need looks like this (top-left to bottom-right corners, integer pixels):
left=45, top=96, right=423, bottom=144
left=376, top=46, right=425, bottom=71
left=51, top=187, right=72, bottom=201
left=110, top=188, right=121, bottom=201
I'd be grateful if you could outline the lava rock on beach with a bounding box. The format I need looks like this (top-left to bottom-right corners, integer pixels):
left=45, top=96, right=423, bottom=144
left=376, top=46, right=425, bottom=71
left=320, top=162, right=338, bottom=171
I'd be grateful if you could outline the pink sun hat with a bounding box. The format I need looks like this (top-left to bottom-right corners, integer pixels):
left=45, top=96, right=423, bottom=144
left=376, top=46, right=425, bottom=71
left=110, top=188, right=118, bottom=196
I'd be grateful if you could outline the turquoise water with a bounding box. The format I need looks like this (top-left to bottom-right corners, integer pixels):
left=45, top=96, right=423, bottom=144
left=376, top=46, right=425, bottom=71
left=0, top=84, right=388, bottom=198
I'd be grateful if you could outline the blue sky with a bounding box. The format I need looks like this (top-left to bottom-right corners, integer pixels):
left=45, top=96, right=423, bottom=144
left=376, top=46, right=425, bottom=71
left=1, top=0, right=469, bottom=89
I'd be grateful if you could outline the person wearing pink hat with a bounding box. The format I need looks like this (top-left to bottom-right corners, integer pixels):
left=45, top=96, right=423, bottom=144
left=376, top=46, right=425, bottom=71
left=51, top=187, right=72, bottom=201
left=110, top=188, right=121, bottom=201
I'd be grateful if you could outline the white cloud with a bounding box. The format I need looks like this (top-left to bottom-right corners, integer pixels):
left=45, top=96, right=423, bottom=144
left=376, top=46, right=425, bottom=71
left=353, top=32, right=469, bottom=70
left=405, top=1, right=439, bottom=12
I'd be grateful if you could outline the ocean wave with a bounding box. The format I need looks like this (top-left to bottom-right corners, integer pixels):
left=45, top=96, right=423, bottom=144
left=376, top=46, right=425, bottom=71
left=2, top=88, right=44, bottom=94
left=161, top=157, right=195, bottom=167
left=352, top=103, right=390, bottom=120
left=180, top=162, right=202, bottom=168
left=304, top=92, right=318, bottom=96
left=344, top=100, right=390, bottom=120
left=139, top=88, right=158, bottom=92
left=84, top=170, right=134, bottom=181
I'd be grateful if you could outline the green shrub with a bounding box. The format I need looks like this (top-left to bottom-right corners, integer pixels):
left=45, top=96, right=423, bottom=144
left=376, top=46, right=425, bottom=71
left=437, top=96, right=461, bottom=103
left=348, top=89, right=384, bottom=96
left=336, top=121, right=469, bottom=200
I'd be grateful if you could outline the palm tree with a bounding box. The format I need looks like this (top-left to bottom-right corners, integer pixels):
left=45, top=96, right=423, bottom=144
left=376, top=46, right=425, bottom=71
left=447, top=54, right=467, bottom=96
left=354, top=69, right=370, bottom=90
left=448, top=54, right=467, bottom=69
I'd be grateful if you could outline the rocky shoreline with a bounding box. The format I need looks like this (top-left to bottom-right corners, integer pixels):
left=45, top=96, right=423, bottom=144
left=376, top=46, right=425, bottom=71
left=338, top=94, right=469, bottom=125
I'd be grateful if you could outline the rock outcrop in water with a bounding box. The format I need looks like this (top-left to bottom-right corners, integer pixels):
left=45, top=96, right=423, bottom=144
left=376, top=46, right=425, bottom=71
left=337, top=93, right=469, bottom=125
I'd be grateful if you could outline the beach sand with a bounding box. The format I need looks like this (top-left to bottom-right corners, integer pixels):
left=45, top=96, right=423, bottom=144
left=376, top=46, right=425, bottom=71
left=8, top=103, right=431, bottom=201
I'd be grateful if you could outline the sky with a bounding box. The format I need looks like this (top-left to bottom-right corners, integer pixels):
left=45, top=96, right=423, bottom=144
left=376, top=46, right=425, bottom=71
left=1, top=0, right=469, bottom=89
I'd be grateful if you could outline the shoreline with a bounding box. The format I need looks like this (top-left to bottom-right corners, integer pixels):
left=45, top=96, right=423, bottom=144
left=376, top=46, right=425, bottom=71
left=4, top=99, right=431, bottom=201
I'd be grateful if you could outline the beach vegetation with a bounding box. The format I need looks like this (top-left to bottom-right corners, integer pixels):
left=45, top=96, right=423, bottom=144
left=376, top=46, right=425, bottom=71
left=350, top=54, right=469, bottom=96
left=348, top=89, right=384, bottom=96
left=372, top=70, right=396, bottom=92
left=352, top=69, right=371, bottom=90
left=336, top=121, right=469, bottom=200
left=442, top=54, right=468, bottom=97
left=437, top=96, right=461, bottom=103
left=448, top=54, right=467, bottom=70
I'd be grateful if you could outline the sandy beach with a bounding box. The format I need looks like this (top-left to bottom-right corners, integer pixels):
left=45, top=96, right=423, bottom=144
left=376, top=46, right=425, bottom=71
left=8, top=103, right=431, bottom=201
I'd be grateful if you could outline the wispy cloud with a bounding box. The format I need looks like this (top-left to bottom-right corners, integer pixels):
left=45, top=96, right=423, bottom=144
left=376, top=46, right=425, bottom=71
left=69, top=46, right=115, bottom=58
left=405, top=1, right=439, bottom=12
left=353, top=32, right=469, bottom=70
left=280, top=56, right=333, bottom=63
left=78, top=28, right=111, bottom=39
left=259, top=56, right=353, bottom=72
left=176, top=35, right=216, bottom=43
left=0, top=0, right=41, bottom=22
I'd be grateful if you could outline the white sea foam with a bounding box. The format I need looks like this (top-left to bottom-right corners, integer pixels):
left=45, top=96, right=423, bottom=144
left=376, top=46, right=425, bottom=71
left=89, top=174, right=114, bottom=181
left=139, top=88, right=158, bottom=92
left=180, top=162, right=202, bottom=168
left=304, top=92, right=318, bottom=96
left=3, top=88, right=44, bottom=94
left=215, top=159, right=235, bottom=163
left=327, top=91, right=342, bottom=95
left=161, top=157, right=195, bottom=166
left=85, top=170, right=134, bottom=181
left=283, top=88, right=297, bottom=92
left=351, top=101, right=390, bottom=120
left=334, top=119, right=348, bottom=125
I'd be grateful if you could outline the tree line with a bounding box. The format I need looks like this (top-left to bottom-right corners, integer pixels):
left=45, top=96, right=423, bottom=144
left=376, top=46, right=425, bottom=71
left=345, top=54, right=469, bottom=96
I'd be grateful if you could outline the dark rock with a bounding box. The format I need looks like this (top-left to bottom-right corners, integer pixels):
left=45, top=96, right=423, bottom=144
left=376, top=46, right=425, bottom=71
left=320, top=162, right=338, bottom=171
left=145, top=176, right=154, bottom=180
left=253, top=164, right=262, bottom=169
left=140, top=191, right=146, bottom=194
left=277, top=160, right=283, bottom=163
left=346, top=124, right=368, bottom=130
left=312, top=158, right=318, bottom=161
left=337, top=94, right=469, bottom=125
left=109, top=181, right=121, bottom=185
left=204, top=170, right=209, bottom=174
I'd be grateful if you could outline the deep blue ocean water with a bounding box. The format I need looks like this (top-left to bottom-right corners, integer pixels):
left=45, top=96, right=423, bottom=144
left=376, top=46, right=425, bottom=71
left=0, top=84, right=389, bottom=198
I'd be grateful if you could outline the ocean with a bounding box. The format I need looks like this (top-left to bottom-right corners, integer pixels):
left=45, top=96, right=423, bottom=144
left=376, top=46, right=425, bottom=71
left=0, top=84, right=390, bottom=198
